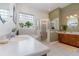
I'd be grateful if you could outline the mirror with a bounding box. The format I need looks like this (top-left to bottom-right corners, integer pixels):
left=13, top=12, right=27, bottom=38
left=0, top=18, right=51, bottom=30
left=0, top=3, right=15, bottom=36
left=67, top=16, right=78, bottom=29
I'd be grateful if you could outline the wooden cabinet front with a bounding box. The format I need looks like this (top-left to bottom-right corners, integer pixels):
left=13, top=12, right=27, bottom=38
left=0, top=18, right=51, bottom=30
left=58, top=33, right=79, bottom=47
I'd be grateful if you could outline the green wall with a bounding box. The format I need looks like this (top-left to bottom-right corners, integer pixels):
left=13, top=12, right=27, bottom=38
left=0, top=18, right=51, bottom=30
left=49, top=8, right=61, bottom=20
left=49, top=8, right=62, bottom=30
left=49, top=3, right=79, bottom=32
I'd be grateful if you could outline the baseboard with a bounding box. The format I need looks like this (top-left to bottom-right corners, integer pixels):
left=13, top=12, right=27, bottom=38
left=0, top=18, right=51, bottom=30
left=49, top=41, right=58, bottom=45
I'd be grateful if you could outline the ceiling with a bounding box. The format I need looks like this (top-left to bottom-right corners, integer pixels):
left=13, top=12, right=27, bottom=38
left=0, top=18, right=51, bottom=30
left=17, top=3, right=70, bottom=13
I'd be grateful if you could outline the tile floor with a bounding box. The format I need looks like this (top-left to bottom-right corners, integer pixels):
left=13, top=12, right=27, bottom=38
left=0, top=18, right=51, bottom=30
left=41, top=41, right=79, bottom=56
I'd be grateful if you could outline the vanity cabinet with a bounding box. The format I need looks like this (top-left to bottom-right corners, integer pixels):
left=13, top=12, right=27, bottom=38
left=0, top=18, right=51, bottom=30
left=58, top=33, right=79, bottom=47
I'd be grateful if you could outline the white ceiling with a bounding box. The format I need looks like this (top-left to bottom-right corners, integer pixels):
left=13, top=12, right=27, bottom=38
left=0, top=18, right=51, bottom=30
left=17, top=3, right=70, bottom=13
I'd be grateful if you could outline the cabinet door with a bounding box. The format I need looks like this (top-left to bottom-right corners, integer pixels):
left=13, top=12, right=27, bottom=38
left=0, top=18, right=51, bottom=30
left=75, top=35, right=79, bottom=47
left=58, top=34, right=63, bottom=42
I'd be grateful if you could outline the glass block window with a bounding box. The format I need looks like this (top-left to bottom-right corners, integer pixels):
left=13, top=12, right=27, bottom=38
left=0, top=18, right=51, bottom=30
left=18, top=13, right=35, bottom=29
left=0, top=9, right=9, bottom=24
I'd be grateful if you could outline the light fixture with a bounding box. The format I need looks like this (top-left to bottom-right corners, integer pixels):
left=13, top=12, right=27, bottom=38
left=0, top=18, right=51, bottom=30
left=66, top=16, right=69, bottom=19
left=74, top=14, right=77, bottom=17
left=70, top=15, right=73, bottom=18
left=48, top=8, right=51, bottom=11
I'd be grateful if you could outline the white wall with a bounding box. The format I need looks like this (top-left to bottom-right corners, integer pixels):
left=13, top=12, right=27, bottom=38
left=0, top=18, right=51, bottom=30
left=0, top=18, right=15, bottom=36
left=0, top=3, right=10, bottom=10
left=0, top=3, right=15, bottom=36
left=16, top=4, right=49, bottom=19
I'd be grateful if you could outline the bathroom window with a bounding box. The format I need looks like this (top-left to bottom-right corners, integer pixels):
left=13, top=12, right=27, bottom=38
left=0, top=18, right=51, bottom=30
left=18, top=13, right=35, bottom=29
left=67, top=16, right=78, bottom=28
left=0, top=9, right=9, bottom=24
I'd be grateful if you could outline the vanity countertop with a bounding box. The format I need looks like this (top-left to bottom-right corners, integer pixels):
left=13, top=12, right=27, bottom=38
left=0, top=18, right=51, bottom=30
left=0, top=35, right=50, bottom=56
left=57, top=31, right=79, bottom=35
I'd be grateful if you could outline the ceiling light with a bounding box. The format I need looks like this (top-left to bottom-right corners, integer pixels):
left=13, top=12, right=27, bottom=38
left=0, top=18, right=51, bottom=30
left=74, top=14, right=77, bottom=17
left=48, top=8, right=51, bottom=11
left=70, top=15, right=73, bottom=18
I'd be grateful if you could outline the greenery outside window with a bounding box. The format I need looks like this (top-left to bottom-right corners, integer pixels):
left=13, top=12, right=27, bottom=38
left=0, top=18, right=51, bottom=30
left=18, top=13, right=34, bottom=29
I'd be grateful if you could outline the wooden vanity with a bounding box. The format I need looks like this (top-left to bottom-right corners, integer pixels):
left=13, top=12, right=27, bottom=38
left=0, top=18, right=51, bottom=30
left=58, top=32, right=79, bottom=47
